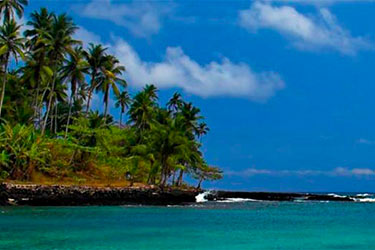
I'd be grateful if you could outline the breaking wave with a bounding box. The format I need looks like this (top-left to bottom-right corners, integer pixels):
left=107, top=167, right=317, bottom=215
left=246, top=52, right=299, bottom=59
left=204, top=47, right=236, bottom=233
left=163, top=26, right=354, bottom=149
left=217, top=198, right=260, bottom=203
left=195, top=191, right=212, bottom=203
left=354, top=198, right=375, bottom=203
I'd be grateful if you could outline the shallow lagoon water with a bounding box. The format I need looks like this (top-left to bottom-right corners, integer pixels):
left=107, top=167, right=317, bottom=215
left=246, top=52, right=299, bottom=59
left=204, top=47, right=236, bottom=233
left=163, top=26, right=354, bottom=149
left=1, top=201, right=375, bottom=250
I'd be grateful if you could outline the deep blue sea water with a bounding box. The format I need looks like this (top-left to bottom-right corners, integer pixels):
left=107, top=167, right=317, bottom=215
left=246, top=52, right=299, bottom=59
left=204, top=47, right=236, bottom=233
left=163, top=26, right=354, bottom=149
left=1, top=200, right=375, bottom=250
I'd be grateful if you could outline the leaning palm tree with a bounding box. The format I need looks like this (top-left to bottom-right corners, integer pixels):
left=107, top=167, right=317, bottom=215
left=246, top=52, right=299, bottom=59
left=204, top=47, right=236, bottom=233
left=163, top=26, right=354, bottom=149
left=115, top=91, right=131, bottom=127
left=41, top=13, right=80, bottom=135
left=96, top=55, right=126, bottom=119
left=0, top=20, right=24, bottom=118
left=0, top=0, right=28, bottom=22
left=84, top=43, right=107, bottom=114
left=60, top=46, right=89, bottom=137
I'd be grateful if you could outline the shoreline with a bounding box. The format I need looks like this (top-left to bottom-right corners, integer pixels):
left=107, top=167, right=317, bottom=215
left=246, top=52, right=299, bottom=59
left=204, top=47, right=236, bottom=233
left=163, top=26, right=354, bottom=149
left=0, top=183, right=199, bottom=206
left=0, top=183, right=368, bottom=206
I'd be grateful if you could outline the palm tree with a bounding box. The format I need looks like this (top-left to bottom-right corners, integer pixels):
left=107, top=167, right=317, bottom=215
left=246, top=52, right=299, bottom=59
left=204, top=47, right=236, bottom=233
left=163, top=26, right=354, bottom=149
left=21, top=54, right=53, bottom=125
left=128, top=89, right=157, bottom=132
left=84, top=43, right=107, bottom=114
left=96, top=55, right=126, bottom=119
left=115, top=91, right=131, bottom=127
left=41, top=13, right=80, bottom=135
left=0, top=0, right=28, bottom=22
left=24, top=8, right=54, bottom=126
left=167, top=92, right=182, bottom=112
left=44, top=78, right=67, bottom=133
left=149, top=114, right=200, bottom=187
left=24, top=8, right=53, bottom=48
left=197, top=122, right=209, bottom=141
left=0, top=20, right=24, bottom=118
left=177, top=102, right=203, bottom=137
left=60, top=46, right=89, bottom=137
left=143, top=84, right=158, bottom=101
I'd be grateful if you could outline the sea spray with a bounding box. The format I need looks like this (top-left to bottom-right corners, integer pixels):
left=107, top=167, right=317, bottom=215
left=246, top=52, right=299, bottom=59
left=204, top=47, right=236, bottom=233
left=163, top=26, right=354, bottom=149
left=195, top=191, right=213, bottom=202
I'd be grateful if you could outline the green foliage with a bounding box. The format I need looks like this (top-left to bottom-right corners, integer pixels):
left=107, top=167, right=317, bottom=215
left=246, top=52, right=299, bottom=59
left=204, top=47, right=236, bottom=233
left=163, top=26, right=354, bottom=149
left=0, top=123, right=49, bottom=180
left=0, top=4, right=223, bottom=188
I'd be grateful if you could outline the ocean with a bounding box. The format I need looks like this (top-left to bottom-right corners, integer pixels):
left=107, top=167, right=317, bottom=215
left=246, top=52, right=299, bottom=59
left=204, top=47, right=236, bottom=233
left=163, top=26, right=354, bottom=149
left=1, top=195, right=375, bottom=249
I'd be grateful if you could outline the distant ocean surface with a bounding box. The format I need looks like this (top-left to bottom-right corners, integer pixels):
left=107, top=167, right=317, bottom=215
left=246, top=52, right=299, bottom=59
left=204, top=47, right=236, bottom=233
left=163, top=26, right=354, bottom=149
left=1, top=194, right=375, bottom=250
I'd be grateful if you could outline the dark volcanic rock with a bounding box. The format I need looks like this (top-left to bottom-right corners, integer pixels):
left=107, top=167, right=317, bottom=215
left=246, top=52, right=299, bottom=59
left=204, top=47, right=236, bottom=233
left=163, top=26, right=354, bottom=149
left=206, top=191, right=304, bottom=201
left=205, top=190, right=356, bottom=202
left=0, top=183, right=358, bottom=206
left=305, top=194, right=354, bottom=202
left=0, top=183, right=199, bottom=206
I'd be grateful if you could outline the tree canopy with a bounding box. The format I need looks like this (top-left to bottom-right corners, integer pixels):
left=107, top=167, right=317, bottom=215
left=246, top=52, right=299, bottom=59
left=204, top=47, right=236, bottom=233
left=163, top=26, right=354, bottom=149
left=0, top=3, right=222, bottom=188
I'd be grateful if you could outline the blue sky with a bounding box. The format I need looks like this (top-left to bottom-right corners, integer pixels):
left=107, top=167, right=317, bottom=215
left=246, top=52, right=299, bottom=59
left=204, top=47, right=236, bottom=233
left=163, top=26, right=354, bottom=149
left=28, top=0, right=375, bottom=192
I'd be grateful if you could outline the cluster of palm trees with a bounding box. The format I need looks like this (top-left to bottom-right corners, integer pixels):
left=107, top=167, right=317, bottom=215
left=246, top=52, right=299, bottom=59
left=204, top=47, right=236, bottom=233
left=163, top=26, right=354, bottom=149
left=0, top=0, right=222, bottom=187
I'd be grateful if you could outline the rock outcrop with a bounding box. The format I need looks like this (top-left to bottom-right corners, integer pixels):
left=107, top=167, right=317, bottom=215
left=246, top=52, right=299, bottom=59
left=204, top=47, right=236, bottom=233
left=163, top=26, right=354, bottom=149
left=0, top=183, right=199, bottom=206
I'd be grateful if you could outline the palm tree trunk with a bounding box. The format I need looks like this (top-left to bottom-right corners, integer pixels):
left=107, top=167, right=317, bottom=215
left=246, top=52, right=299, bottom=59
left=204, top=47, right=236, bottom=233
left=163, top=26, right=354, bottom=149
left=54, top=103, right=58, bottom=134
left=196, top=177, right=203, bottom=190
left=86, top=88, right=93, bottom=114
left=42, top=73, right=57, bottom=135
left=177, top=169, right=184, bottom=186
left=38, top=82, right=50, bottom=128
left=103, top=88, right=109, bottom=119
left=0, top=55, right=9, bottom=118
left=119, top=110, right=123, bottom=127
left=32, top=83, right=39, bottom=126
left=86, top=75, right=96, bottom=115
left=49, top=99, right=54, bottom=132
left=65, top=93, right=74, bottom=138
left=104, top=101, right=108, bottom=119
left=172, top=171, right=176, bottom=185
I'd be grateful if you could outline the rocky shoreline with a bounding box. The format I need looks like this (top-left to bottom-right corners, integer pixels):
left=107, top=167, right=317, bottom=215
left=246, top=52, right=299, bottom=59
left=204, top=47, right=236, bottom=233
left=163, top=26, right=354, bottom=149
left=206, top=190, right=355, bottom=202
left=0, top=183, right=199, bottom=206
left=0, top=183, right=361, bottom=206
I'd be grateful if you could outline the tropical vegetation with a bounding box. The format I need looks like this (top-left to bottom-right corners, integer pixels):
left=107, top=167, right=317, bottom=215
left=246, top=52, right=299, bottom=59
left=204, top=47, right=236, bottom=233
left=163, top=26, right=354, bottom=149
left=0, top=1, right=222, bottom=188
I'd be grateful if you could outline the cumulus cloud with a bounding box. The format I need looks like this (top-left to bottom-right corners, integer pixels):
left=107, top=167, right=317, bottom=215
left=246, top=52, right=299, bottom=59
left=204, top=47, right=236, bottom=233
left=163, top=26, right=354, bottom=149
left=72, top=26, right=285, bottom=99
left=239, top=2, right=372, bottom=55
left=112, top=39, right=284, bottom=99
left=227, top=167, right=375, bottom=177
left=74, top=26, right=103, bottom=47
left=76, top=0, right=173, bottom=37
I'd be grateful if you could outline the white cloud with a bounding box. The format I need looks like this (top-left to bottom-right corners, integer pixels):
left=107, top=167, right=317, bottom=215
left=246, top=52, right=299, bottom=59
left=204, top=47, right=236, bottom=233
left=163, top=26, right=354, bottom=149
left=333, top=167, right=375, bottom=176
left=227, top=167, right=375, bottom=177
left=76, top=0, right=172, bottom=37
left=112, top=39, right=284, bottom=99
left=74, top=26, right=103, bottom=47
left=239, top=2, right=372, bottom=55
left=72, top=26, right=284, bottom=100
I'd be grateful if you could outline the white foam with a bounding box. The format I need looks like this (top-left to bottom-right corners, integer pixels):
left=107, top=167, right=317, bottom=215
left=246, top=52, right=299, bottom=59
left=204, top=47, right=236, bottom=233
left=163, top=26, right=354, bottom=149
left=217, top=198, right=260, bottom=203
left=328, top=193, right=347, bottom=198
left=356, top=193, right=372, bottom=197
left=355, top=198, right=375, bottom=203
left=195, top=191, right=211, bottom=203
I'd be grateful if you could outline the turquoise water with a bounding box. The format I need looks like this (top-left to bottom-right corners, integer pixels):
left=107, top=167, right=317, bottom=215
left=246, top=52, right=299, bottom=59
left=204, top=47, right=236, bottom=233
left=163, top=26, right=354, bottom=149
left=1, top=201, right=375, bottom=249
